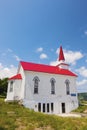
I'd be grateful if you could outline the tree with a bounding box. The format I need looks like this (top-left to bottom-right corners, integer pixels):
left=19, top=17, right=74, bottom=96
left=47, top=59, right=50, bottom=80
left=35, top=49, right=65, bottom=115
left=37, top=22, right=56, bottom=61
left=0, top=78, right=8, bottom=97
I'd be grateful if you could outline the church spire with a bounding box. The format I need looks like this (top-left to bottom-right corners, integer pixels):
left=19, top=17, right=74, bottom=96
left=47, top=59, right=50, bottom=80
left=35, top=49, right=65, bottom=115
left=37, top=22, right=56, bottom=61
left=58, top=46, right=65, bottom=61
left=57, top=46, right=69, bottom=69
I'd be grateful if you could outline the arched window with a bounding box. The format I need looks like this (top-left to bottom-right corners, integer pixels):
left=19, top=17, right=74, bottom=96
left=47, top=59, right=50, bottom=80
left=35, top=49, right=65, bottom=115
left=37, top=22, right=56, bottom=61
left=33, top=76, right=40, bottom=94
left=65, top=79, right=70, bottom=95
left=9, top=81, right=14, bottom=92
left=50, top=78, right=56, bottom=94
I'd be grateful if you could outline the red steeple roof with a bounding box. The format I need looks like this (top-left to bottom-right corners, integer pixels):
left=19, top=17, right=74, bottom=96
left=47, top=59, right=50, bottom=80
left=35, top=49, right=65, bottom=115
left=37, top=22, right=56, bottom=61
left=58, top=46, right=65, bottom=61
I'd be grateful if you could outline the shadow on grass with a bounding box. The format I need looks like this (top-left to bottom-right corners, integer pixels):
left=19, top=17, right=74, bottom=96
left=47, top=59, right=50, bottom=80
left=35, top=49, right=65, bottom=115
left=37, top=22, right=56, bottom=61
left=0, top=127, right=7, bottom=130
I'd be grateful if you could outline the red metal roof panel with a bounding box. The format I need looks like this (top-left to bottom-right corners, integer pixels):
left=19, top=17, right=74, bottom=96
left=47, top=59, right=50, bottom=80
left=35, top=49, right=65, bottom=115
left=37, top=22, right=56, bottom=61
left=20, top=61, right=77, bottom=77
left=9, top=74, right=22, bottom=80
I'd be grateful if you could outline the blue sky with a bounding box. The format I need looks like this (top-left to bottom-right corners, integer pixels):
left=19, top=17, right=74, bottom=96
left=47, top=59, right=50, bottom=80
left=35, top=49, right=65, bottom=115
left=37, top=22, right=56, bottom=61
left=0, top=0, right=87, bottom=92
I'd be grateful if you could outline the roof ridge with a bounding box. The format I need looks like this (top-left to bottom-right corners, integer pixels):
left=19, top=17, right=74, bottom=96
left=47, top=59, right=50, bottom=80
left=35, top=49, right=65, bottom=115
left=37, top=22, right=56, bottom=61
left=20, top=61, right=54, bottom=67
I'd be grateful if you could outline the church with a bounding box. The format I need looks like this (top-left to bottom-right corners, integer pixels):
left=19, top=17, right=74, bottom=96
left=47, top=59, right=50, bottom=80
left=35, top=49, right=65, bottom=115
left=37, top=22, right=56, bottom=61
left=5, top=46, right=78, bottom=114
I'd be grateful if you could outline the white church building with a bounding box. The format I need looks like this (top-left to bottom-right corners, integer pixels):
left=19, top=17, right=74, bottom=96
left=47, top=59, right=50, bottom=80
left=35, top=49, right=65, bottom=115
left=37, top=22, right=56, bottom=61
left=5, top=46, right=78, bottom=114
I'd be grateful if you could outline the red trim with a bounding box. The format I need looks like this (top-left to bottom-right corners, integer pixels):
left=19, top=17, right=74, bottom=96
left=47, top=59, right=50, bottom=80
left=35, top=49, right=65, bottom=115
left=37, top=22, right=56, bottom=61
left=20, top=61, right=77, bottom=77
left=9, top=74, right=22, bottom=80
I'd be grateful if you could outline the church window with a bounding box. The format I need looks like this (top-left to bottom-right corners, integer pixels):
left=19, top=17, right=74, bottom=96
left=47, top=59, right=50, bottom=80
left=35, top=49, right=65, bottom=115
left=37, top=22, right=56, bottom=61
left=38, top=103, right=41, bottom=112
left=65, top=79, right=70, bottom=95
left=50, top=78, right=56, bottom=94
left=33, top=76, right=40, bottom=94
left=43, top=103, right=45, bottom=112
left=9, top=81, right=13, bottom=92
left=47, top=103, right=49, bottom=112
left=51, top=103, right=54, bottom=112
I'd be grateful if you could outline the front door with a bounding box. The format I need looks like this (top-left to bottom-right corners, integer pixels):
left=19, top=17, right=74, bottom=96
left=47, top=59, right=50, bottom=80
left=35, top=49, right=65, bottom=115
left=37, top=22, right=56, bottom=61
left=61, top=103, right=65, bottom=113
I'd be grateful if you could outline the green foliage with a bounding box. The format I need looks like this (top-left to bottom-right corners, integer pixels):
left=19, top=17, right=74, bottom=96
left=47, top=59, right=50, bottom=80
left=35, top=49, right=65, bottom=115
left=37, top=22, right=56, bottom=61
left=73, top=105, right=87, bottom=113
left=1, top=98, right=87, bottom=130
left=0, top=78, right=8, bottom=97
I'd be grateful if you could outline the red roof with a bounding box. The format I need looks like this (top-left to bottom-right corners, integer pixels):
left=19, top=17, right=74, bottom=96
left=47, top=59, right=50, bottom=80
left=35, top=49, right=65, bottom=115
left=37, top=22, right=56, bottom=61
left=58, top=46, right=65, bottom=61
left=9, top=74, right=22, bottom=80
left=20, top=61, right=77, bottom=77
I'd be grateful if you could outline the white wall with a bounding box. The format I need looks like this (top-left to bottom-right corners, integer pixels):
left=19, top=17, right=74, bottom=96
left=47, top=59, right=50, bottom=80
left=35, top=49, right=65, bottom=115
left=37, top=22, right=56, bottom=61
left=23, top=71, right=78, bottom=114
left=17, top=65, right=26, bottom=100
left=6, top=81, right=14, bottom=101
left=6, top=66, right=78, bottom=114
left=6, top=80, right=22, bottom=101
left=24, top=71, right=77, bottom=99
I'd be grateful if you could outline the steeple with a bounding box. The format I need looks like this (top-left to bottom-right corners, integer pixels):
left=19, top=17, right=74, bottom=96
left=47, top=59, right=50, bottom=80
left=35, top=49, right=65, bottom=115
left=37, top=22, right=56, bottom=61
left=58, top=46, right=69, bottom=69
left=58, top=46, right=65, bottom=61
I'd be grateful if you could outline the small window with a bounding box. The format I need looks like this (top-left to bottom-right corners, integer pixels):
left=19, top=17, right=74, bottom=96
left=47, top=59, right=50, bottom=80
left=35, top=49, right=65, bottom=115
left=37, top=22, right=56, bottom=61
left=51, top=103, right=54, bottom=112
left=43, top=103, right=45, bottom=112
left=33, top=76, right=40, bottom=94
left=50, top=78, right=56, bottom=94
left=65, top=79, right=70, bottom=95
left=47, top=103, right=49, bottom=112
left=9, top=81, right=13, bottom=92
left=38, top=103, right=41, bottom=112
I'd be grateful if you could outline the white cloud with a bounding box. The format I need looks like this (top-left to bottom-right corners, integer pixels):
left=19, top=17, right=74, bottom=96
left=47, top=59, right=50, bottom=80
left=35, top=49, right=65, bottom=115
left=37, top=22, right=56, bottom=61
left=0, top=63, right=3, bottom=69
left=50, top=48, right=83, bottom=66
left=56, top=48, right=83, bottom=65
left=7, top=48, right=13, bottom=52
left=1, top=48, right=13, bottom=57
left=77, top=79, right=87, bottom=87
left=0, top=48, right=20, bottom=78
left=76, top=66, right=87, bottom=78
left=84, top=30, right=87, bottom=36
left=40, top=53, right=48, bottom=59
left=0, top=64, right=17, bottom=79
left=50, top=60, right=59, bottom=66
left=14, top=55, right=21, bottom=61
left=64, top=51, right=83, bottom=65
left=77, top=79, right=87, bottom=92
left=1, top=48, right=21, bottom=63
left=36, top=47, right=43, bottom=52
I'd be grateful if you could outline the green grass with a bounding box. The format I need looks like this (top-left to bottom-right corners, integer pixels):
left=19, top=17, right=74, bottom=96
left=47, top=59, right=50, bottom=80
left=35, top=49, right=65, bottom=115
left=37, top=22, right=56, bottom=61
left=73, top=105, right=87, bottom=113
left=73, top=100, right=87, bottom=113
left=1, top=98, right=87, bottom=130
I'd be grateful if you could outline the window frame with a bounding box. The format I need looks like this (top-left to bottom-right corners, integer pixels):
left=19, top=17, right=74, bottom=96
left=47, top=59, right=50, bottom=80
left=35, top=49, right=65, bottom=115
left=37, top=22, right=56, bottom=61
left=33, top=76, right=40, bottom=94
left=65, top=79, right=70, bottom=95
left=9, top=80, right=14, bottom=92
left=50, top=78, right=56, bottom=94
left=51, top=103, right=54, bottom=112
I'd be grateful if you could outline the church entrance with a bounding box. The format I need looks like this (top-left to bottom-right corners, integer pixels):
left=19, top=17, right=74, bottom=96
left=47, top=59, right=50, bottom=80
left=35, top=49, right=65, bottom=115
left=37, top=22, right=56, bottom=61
left=61, top=103, right=65, bottom=113
left=38, top=103, right=54, bottom=113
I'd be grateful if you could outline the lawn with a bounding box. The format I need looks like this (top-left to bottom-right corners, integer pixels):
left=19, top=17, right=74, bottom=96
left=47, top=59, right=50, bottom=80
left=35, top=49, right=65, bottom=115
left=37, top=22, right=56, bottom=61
left=0, top=98, right=87, bottom=130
